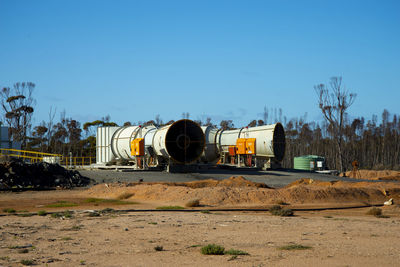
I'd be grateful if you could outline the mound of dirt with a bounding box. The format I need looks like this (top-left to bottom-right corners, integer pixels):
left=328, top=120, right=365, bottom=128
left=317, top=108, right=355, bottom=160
left=82, top=176, right=400, bottom=207
left=137, top=176, right=270, bottom=189
left=342, top=170, right=400, bottom=181
left=0, top=158, right=91, bottom=189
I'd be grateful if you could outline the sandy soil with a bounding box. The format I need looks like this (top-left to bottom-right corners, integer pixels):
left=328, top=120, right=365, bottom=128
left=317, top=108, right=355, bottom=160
left=1, top=176, right=400, bottom=266
left=1, top=208, right=400, bottom=267
left=342, top=169, right=400, bottom=181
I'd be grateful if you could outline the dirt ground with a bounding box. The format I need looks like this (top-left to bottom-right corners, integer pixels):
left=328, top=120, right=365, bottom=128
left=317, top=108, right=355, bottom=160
left=1, top=175, right=400, bottom=266
left=342, top=169, right=400, bottom=181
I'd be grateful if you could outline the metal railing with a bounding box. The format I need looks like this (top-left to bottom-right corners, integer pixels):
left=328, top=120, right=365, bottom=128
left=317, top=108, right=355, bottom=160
left=0, top=148, right=62, bottom=163
left=0, top=148, right=95, bottom=168
left=60, top=156, right=95, bottom=168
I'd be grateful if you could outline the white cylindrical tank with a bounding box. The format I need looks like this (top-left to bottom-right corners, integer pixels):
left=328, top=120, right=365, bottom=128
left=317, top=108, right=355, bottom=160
left=153, top=120, right=205, bottom=164
left=200, top=126, right=219, bottom=163
left=111, top=125, right=157, bottom=160
left=215, top=123, right=285, bottom=161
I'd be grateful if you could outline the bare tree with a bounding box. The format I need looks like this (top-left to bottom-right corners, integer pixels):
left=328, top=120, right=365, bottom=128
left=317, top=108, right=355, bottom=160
left=220, top=120, right=234, bottom=130
left=0, top=82, right=36, bottom=147
left=155, top=114, right=163, bottom=126
left=182, top=112, right=190, bottom=119
left=315, top=77, right=356, bottom=172
left=263, top=106, right=268, bottom=125
left=46, top=106, right=57, bottom=149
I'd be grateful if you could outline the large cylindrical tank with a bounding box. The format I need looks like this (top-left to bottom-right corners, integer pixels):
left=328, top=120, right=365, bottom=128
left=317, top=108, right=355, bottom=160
left=153, top=119, right=205, bottom=164
left=215, top=123, right=286, bottom=161
left=111, top=125, right=157, bottom=160
left=200, top=126, right=219, bottom=163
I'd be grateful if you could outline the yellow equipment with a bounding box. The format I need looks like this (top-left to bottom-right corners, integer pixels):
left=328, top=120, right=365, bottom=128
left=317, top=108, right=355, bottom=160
left=235, top=138, right=256, bottom=155
left=130, top=138, right=145, bottom=156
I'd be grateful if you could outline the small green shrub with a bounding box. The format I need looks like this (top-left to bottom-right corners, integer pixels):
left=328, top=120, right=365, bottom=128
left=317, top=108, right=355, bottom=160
left=18, top=248, right=29, bottom=254
left=269, top=205, right=294, bottom=216
left=366, top=207, right=382, bottom=217
left=87, top=212, right=101, bottom=217
left=2, top=208, right=16, bottom=213
left=376, top=214, right=390, bottom=218
left=51, top=210, right=73, bottom=218
left=154, top=245, right=163, bottom=251
left=200, top=210, right=210, bottom=214
left=228, top=255, right=238, bottom=261
left=185, top=199, right=200, bottom=207
left=224, top=249, right=249, bottom=255
left=20, top=259, right=34, bottom=266
left=278, top=244, right=312, bottom=250
left=156, top=206, right=184, bottom=210
left=201, top=244, right=225, bottom=255
left=37, top=210, right=47, bottom=216
left=100, top=208, right=117, bottom=214
left=148, top=222, right=158, bottom=225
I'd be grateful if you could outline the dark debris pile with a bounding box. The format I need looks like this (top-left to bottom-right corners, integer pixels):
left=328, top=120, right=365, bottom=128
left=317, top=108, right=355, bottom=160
left=0, top=158, right=91, bottom=189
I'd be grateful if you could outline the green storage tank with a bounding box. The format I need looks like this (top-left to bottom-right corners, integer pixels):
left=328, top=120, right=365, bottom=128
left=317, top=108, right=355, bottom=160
left=294, top=155, right=325, bottom=171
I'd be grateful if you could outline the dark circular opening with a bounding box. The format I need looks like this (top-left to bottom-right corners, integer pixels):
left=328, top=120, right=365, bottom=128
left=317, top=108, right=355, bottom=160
left=272, top=123, right=286, bottom=162
left=176, top=134, right=191, bottom=149
left=165, top=119, right=205, bottom=164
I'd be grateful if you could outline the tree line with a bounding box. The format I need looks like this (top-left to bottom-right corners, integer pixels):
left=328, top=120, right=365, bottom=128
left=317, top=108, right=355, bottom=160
left=1, top=78, right=399, bottom=171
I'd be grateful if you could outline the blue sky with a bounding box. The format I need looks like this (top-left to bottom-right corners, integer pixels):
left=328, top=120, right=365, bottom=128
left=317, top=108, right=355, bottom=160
left=1, top=0, right=399, bottom=128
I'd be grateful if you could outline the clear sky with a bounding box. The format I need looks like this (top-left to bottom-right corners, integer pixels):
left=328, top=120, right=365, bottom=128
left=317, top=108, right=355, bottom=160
left=1, top=0, right=399, bottom=128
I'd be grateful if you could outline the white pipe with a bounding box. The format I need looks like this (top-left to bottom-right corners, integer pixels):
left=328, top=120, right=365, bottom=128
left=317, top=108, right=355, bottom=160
left=200, top=126, right=219, bottom=163
left=209, top=123, right=285, bottom=162
left=153, top=119, right=205, bottom=164
left=110, top=125, right=157, bottom=160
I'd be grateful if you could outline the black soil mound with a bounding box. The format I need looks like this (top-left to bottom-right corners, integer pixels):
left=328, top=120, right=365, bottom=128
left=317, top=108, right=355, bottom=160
left=0, top=158, right=92, bottom=189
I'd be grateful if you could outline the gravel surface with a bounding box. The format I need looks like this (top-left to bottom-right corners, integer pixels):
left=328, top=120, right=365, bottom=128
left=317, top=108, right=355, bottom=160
left=79, top=167, right=361, bottom=188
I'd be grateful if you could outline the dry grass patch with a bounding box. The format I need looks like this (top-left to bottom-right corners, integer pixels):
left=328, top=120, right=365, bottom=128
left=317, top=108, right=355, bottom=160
left=269, top=205, right=294, bottom=216
left=46, top=201, right=78, bottom=208
left=366, top=207, right=382, bottom=217
left=278, top=244, right=312, bottom=250
left=84, top=198, right=137, bottom=205
left=185, top=199, right=200, bottom=207
left=2, top=208, right=16, bottom=213
left=116, top=192, right=134, bottom=200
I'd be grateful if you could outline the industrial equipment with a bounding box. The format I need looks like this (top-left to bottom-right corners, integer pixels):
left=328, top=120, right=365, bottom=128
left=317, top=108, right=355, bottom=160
left=202, top=123, right=286, bottom=169
left=96, top=120, right=286, bottom=171
left=97, top=119, right=206, bottom=170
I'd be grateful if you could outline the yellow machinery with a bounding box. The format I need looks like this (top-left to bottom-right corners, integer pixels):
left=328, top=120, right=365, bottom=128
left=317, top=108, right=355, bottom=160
left=130, top=138, right=145, bottom=156
left=231, top=138, right=256, bottom=167
left=130, top=138, right=145, bottom=169
left=236, top=138, right=256, bottom=155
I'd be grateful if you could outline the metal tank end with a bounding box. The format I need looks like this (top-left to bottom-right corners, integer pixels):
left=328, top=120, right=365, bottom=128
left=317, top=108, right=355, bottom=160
left=272, top=122, right=286, bottom=162
left=165, top=119, right=205, bottom=164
